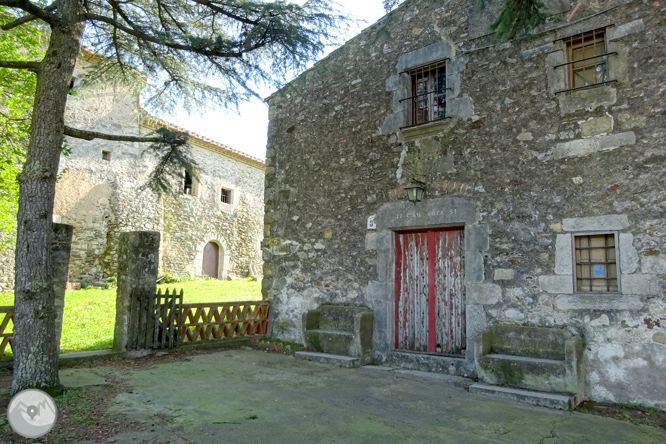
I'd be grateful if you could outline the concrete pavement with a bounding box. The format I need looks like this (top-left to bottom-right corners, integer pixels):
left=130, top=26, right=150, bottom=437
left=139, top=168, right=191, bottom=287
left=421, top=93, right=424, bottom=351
left=60, top=349, right=666, bottom=443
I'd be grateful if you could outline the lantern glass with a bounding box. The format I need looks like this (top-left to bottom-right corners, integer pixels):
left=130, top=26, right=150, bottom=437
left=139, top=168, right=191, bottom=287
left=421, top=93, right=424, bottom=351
left=404, top=180, right=426, bottom=204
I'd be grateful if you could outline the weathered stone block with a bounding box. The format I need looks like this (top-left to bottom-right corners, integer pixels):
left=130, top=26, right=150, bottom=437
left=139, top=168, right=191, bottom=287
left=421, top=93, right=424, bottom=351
left=52, top=223, right=73, bottom=354
left=555, top=234, right=573, bottom=275
left=447, top=97, right=475, bottom=119
left=488, top=324, right=572, bottom=360
left=467, top=283, right=501, bottom=305
left=621, top=273, right=660, bottom=295
left=493, top=269, right=514, bottom=281
left=553, top=294, right=643, bottom=310
left=557, top=86, right=616, bottom=115
left=465, top=224, right=489, bottom=252
left=642, top=255, right=666, bottom=274
left=113, top=231, right=160, bottom=352
left=579, top=116, right=613, bottom=137
left=619, top=233, right=639, bottom=274
left=539, top=275, right=573, bottom=294
left=562, top=214, right=629, bottom=232
left=365, top=232, right=391, bottom=251
left=608, top=19, right=645, bottom=41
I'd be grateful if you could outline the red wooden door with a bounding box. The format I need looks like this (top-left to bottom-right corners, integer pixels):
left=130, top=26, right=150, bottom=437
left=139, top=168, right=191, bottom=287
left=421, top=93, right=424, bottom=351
left=202, top=242, right=219, bottom=279
left=395, top=227, right=465, bottom=355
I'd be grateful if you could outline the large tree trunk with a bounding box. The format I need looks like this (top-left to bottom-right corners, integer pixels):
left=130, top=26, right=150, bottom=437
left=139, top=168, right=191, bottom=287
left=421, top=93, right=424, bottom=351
left=12, top=2, right=84, bottom=395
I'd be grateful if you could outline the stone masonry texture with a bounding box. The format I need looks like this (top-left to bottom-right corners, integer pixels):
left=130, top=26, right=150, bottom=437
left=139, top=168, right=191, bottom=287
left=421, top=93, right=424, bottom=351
left=263, top=0, right=666, bottom=408
left=0, top=57, right=265, bottom=289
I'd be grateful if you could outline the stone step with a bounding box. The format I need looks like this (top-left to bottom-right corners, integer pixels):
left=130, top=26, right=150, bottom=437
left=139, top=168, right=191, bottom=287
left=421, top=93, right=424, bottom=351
left=478, top=353, right=575, bottom=394
left=469, top=383, right=575, bottom=410
left=304, top=329, right=355, bottom=356
left=295, top=352, right=361, bottom=368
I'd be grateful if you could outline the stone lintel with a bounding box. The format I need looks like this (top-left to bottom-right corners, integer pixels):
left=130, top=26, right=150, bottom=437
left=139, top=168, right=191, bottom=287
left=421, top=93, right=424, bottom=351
left=562, top=215, right=629, bottom=232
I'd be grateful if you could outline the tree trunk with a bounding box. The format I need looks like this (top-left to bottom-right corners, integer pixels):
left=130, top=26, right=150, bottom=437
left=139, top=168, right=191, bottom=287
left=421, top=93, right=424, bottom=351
left=12, top=2, right=84, bottom=395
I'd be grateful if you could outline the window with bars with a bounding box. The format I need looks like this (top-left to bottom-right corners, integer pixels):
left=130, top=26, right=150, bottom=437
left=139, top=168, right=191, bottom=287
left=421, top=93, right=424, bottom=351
left=221, top=188, right=231, bottom=204
left=557, top=28, right=614, bottom=93
left=406, top=62, right=447, bottom=127
left=574, top=233, right=618, bottom=293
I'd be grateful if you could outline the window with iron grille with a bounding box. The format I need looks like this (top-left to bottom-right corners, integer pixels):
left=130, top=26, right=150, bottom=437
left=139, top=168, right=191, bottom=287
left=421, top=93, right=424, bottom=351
left=406, top=62, right=447, bottom=127
left=221, top=188, right=231, bottom=204
left=574, top=233, right=618, bottom=293
left=557, top=28, right=615, bottom=93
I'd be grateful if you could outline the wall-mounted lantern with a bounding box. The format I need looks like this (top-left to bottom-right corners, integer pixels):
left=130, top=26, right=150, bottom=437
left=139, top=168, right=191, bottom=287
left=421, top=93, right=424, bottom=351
left=404, top=179, right=426, bottom=204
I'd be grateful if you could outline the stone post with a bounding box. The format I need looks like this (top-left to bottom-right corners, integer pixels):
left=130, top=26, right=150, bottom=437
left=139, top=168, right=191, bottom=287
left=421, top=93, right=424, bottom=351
left=51, top=223, right=73, bottom=356
left=113, top=231, right=160, bottom=351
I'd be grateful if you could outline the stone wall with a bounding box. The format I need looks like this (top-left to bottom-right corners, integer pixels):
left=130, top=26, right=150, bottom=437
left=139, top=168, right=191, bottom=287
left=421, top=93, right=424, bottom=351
left=264, top=0, right=666, bottom=407
left=0, top=58, right=265, bottom=290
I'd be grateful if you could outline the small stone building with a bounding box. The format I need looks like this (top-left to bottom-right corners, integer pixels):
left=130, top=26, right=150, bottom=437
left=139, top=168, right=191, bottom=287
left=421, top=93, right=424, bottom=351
left=0, top=56, right=265, bottom=289
left=263, top=0, right=666, bottom=407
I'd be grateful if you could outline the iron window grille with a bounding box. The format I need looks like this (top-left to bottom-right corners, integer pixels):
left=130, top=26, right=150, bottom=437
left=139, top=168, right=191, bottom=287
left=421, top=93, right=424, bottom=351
left=221, top=188, right=231, bottom=204
left=402, top=62, right=449, bottom=127
left=574, top=233, right=618, bottom=293
left=554, top=28, right=617, bottom=94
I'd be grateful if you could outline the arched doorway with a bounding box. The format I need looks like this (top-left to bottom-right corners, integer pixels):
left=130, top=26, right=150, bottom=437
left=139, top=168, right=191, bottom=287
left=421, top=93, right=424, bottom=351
left=202, top=242, right=219, bottom=278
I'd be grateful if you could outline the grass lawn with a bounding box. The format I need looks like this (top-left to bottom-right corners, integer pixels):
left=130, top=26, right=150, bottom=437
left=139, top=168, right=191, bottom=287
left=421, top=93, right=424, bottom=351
left=0, top=279, right=262, bottom=357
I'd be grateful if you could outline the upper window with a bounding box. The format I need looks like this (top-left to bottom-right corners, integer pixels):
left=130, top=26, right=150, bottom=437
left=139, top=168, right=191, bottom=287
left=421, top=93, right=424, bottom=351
left=407, top=62, right=447, bottom=127
left=102, top=150, right=111, bottom=161
left=574, top=233, right=618, bottom=293
left=221, top=188, right=231, bottom=204
left=183, top=171, right=198, bottom=196
left=561, top=29, right=611, bottom=92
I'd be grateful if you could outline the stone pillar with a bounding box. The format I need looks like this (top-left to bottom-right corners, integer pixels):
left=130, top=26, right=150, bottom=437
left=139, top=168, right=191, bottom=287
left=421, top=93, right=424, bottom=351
left=113, top=231, right=160, bottom=351
left=51, top=223, right=73, bottom=355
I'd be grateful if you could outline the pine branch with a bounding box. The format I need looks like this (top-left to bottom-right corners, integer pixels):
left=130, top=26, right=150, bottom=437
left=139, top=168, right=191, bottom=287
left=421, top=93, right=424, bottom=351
left=63, top=125, right=188, bottom=145
left=0, top=60, right=40, bottom=72
left=84, top=12, right=262, bottom=58
left=1, top=2, right=57, bottom=30
left=0, top=0, right=55, bottom=25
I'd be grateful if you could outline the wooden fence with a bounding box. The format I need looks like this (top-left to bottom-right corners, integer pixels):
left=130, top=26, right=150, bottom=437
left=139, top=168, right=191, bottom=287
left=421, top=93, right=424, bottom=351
left=0, top=294, right=269, bottom=356
left=180, top=300, right=270, bottom=344
left=153, top=289, right=183, bottom=349
left=0, top=306, right=13, bottom=357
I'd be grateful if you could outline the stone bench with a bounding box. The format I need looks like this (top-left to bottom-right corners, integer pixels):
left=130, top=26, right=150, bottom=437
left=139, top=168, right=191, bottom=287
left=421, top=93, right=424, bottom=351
left=297, top=305, right=373, bottom=367
left=471, top=324, right=584, bottom=408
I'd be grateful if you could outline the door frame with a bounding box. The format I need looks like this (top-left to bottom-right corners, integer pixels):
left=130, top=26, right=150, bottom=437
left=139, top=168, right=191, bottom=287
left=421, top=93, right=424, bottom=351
left=365, top=197, right=489, bottom=376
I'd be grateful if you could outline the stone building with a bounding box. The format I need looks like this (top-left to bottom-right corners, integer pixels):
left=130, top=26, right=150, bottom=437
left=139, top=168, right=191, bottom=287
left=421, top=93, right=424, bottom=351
left=263, top=0, right=666, bottom=408
left=0, top=56, right=265, bottom=290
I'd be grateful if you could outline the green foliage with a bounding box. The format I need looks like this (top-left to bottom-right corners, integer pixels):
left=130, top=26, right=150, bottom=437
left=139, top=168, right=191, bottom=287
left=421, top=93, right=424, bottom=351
left=481, top=0, right=552, bottom=40
left=0, top=8, right=42, bottom=249
left=143, top=127, right=195, bottom=194
left=384, top=0, right=552, bottom=41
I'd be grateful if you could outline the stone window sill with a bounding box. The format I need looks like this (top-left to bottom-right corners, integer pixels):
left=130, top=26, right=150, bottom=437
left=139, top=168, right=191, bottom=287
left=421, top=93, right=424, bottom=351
left=552, top=293, right=643, bottom=311
left=400, top=119, right=455, bottom=143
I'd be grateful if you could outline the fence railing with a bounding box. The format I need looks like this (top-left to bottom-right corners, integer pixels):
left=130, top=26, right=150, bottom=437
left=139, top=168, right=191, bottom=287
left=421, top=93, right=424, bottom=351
left=0, top=295, right=269, bottom=356
left=153, top=289, right=183, bottom=349
left=0, top=306, right=13, bottom=357
left=180, top=300, right=270, bottom=344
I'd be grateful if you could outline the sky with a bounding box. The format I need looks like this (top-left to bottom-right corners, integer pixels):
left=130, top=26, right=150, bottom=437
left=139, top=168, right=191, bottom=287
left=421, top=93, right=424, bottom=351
left=162, top=1, right=388, bottom=161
